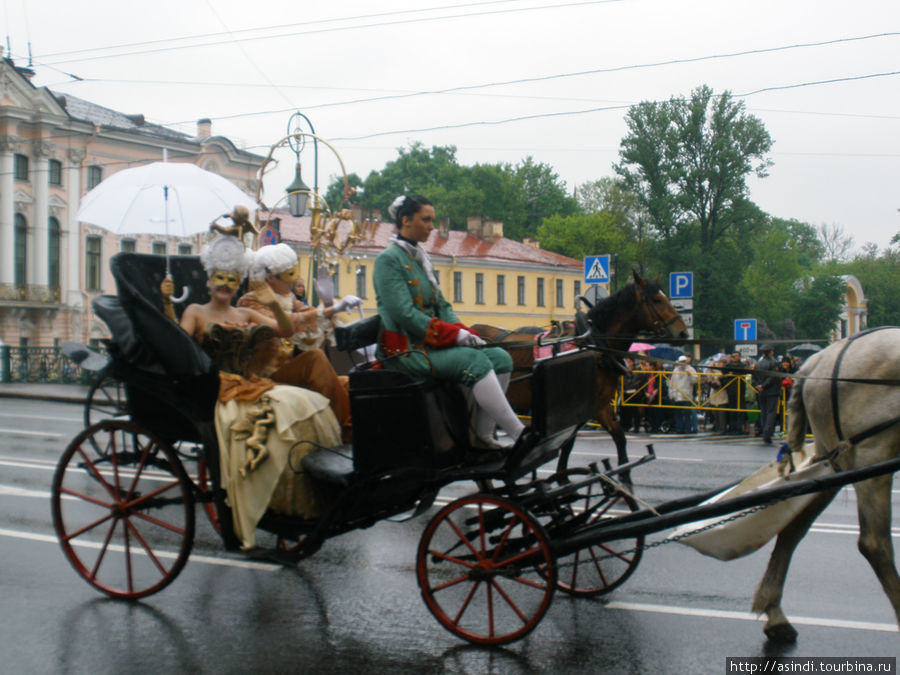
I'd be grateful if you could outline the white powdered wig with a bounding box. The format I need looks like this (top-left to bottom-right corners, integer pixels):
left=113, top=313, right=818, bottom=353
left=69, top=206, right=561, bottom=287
left=250, top=243, right=298, bottom=280
left=200, top=234, right=254, bottom=279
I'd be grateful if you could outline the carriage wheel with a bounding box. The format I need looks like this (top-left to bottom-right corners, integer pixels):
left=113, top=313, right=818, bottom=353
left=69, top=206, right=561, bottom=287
left=52, top=420, right=195, bottom=599
left=417, top=494, right=556, bottom=645
left=193, top=456, right=220, bottom=533
left=542, top=468, right=643, bottom=597
left=84, top=371, right=129, bottom=428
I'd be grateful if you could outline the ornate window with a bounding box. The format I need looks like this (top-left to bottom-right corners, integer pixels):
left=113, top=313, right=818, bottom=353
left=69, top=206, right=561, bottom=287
left=14, top=154, right=29, bottom=181
left=497, top=274, right=506, bottom=305
left=87, top=165, right=103, bottom=189
left=86, top=236, right=102, bottom=290
left=517, top=276, right=525, bottom=305
left=48, top=217, right=61, bottom=288
left=556, top=278, right=564, bottom=307
left=121, top=239, right=136, bottom=253
left=475, top=273, right=484, bottom=304
left=453, top=271, right=463, bottom=302
left=48, top=159, right=62, bottom=186
left=177, top=244, right=192, bottom=255
left=573, top=280, right=581, bottom=300
left=537, top=278, right=545, bottom=307
left=14, top=214, right=27, bottom=286
left=152, top=242, right=166, bottom=256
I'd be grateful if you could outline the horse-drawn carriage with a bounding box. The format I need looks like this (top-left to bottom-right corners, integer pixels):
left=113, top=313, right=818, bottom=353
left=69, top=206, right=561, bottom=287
left=53, top=253, right=900, bottom=644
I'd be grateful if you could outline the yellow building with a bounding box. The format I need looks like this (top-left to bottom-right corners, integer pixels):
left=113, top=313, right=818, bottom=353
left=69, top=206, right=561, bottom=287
left=276, top=210, right=591, bottom=331
left=0, top=57, right=262, bottom=347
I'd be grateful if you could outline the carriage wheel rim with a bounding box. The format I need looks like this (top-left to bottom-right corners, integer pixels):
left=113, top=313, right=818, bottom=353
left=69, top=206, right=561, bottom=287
left=52, top=420, right=195, bottom=599
left=416, top=494, right=556, bottom=645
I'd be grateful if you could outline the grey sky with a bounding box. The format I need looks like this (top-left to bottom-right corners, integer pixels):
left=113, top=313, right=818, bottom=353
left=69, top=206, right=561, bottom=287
left=7, top=0, right=899, bottom=250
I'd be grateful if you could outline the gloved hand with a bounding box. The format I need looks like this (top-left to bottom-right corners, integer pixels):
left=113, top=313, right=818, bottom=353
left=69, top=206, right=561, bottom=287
left=456, top=329, right=486, bottom=347
left=333, top=295, right=362, bottom=313
left=160, top=277, right=175, bottom=301
left=315, top=264, right=335, bottom=306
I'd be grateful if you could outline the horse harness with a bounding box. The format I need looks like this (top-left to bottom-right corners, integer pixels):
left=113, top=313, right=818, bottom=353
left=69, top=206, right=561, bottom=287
left=825, top=326, right=900, bottom=446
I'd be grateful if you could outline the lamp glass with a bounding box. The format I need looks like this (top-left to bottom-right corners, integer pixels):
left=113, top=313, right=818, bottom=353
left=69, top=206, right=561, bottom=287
left=286, top=163, right=311, bottom=217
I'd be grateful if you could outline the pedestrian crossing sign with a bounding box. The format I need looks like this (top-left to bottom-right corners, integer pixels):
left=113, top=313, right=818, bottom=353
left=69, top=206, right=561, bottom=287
left=584, top=255, right=610, bottom=284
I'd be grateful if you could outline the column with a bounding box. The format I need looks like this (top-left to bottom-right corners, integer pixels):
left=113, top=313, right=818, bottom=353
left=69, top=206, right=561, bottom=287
left=65, top=149, right=85, bottom=307
left=0, top=137, right=18, bottom=286
left=30, top=138, right=53, bottom=287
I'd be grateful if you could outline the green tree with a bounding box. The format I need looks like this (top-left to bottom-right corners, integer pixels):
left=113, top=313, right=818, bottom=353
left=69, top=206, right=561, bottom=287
left=507, top=157, right=577, bottom=241
left=615, top=85, right=773, bottom=252
left=788, top=275, right=845, bottom=339
left=536, top=212, right=637, bottom=274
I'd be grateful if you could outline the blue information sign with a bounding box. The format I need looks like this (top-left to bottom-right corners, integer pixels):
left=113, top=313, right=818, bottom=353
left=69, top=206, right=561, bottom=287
left=584, top=255, right=610, bottom=284
left=669, top=271, right=693, bottom=298
left=734, top=318, right=757, bottom=341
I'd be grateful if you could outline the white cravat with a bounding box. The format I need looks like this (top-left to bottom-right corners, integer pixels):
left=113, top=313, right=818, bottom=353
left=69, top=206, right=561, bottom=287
left=390, top=235, right=439, bottom=288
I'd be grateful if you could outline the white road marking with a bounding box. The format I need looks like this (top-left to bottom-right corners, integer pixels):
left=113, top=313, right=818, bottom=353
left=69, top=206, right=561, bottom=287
left=0, top=427, right=64, bottom=437
left=604, top=601, right=898, bottom=633
left=0, top=412, right=82, bottom=423
left=0, top=527, right=280, bottom=571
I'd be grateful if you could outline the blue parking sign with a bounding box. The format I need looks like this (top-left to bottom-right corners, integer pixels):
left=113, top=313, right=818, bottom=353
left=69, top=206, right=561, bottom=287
left=670, top=271, right=692, bottom=298
left=584, top=255, right=610, bottom=284
left=734, top=318, right=757, bottom=341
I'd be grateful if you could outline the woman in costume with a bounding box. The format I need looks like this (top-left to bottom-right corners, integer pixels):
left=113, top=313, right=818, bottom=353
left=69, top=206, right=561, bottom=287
left=237, top=243, right=360, bottom=441
left=162, top=232, right=341, bottom=549
left=373, top=194, right=525, bottom=450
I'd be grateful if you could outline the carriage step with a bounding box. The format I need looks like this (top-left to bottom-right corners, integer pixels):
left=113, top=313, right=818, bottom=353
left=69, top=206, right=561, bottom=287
left=301, top=445, right=355, bottom=487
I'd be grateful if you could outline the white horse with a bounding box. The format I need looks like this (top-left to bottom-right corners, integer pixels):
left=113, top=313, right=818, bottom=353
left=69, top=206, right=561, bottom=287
left=752, top=327, right=900, bottom=641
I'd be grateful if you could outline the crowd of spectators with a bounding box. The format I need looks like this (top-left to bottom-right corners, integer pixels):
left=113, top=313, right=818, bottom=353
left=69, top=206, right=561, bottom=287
left=619, top=349, right=803, bottom=439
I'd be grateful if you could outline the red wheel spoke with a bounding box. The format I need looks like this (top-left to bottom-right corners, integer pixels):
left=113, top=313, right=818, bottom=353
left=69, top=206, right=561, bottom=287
left=123, top=519, right=134, bottom=593
left=88, top=515, right=120, bottom=580
left=426, top=547, right=477, bottom=570
left=486, top=578, right=495, bottom=638
left=123, top=518, right=169, bottom=576
left=489, top=579, right=530, bottom=624
left=74, top=445, right=117, bottom=500
left=452, top=580, right=481, bottom=626
left=598, top=542, right=634, bottom=565
left=58, top=486, right=113, bottom=511
left=447, top=515, right=485, bottom=562
left=490, top=514, right=520, bottom=563
left=124, top=438, right=156, bottom=502
left=588, top=546, right=609, bottom=586
left=61, top=510, right=115, bottom=542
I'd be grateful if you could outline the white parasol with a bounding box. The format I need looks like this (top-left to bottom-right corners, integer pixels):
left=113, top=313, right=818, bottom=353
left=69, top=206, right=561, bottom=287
left=76, top=160, right=257, bottom=301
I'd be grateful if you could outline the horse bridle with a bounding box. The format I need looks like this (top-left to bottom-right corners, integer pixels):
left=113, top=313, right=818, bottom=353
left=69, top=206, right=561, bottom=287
left=636, top=287, right=682, bottom=337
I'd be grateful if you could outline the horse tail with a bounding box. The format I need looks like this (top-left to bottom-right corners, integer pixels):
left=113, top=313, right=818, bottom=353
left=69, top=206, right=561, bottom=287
left=786, top=376, right=808, bottom=452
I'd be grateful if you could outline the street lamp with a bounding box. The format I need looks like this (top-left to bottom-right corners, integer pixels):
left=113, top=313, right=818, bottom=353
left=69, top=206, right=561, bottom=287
left=286, top=111, right=318, bottom=220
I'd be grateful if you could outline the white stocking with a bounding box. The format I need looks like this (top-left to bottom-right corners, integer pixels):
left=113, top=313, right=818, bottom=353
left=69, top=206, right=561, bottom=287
left=472, top=371, right=524, bottom=444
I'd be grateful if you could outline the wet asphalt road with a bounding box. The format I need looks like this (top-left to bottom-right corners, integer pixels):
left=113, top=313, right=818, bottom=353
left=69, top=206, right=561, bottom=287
left=1, top=397, right=898, bottom=673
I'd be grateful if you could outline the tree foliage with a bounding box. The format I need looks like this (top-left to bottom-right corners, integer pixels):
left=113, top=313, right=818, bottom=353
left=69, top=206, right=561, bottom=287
left=615, top=85, right=773, bottom=251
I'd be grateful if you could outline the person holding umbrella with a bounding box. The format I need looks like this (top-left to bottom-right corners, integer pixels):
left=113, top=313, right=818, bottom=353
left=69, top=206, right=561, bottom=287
left=752, top=344, right=780, bottom=445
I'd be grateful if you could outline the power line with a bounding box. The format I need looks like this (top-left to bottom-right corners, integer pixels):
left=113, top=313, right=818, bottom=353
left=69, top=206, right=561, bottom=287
left=33, top=0, right=561, bottom=60
left=36, top=0, right=624, bottom=66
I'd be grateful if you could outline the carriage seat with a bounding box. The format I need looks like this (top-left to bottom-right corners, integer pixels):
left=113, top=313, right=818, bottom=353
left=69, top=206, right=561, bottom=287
left=300, top=445, right=355, bottom=487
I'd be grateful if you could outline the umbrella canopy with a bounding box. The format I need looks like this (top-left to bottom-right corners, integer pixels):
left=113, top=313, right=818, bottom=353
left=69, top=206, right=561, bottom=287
left=787, top=343, right=823, bottom=357
left=76, top=161, right=257, bottom=237
left=628, top=342, right=655, bottom=352
left=649, top=344, right=685, bottom=363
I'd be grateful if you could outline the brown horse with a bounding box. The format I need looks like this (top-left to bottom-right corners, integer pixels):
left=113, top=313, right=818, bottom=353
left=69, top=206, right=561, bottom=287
left=752, top=327, right=900, bottom=641
left=473, top=271, right=688, bottom=468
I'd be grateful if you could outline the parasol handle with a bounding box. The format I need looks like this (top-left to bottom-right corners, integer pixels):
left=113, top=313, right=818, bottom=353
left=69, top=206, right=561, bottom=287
left=170, top=285, right=190, bottom=304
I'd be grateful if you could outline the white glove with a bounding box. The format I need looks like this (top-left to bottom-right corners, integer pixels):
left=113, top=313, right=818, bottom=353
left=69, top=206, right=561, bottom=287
left=333, top=295, right=362, bottom=313
left=456, top=329, right=486, bottom=347
left=315, top=264, right=335, bottom=306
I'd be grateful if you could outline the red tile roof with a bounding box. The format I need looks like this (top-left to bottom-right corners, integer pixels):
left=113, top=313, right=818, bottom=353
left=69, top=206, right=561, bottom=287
left=271, top=210, right=580, bottom=269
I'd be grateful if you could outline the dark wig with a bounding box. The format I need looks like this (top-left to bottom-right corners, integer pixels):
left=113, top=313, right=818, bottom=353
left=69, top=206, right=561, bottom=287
left=390, top=194, right=432, bottom=227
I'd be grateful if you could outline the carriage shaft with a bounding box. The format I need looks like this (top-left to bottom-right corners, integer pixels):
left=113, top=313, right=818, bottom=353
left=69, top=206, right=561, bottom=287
left=552, top=454, right=900, bottom=558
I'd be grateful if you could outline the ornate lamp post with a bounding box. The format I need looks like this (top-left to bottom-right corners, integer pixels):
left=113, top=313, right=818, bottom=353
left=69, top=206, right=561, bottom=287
left=254, top=114, right=367, bottom=306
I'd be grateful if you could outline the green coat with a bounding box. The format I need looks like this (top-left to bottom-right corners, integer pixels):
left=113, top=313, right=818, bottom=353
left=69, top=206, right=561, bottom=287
left=373, top=242, right=511, bottom=386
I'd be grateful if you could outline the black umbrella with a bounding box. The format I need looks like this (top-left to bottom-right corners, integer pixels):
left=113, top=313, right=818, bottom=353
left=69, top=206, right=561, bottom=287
left=787, top=343, right=823, bottom=357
